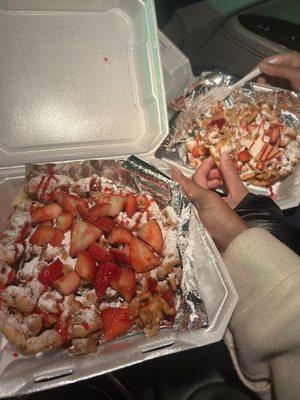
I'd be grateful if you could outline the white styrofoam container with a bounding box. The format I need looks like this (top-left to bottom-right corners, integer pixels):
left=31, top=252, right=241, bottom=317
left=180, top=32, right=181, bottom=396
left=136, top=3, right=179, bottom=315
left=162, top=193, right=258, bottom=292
left=0, top=2, right=237, bottom=397
left=159, top=31, right=193, bottom=105
left=0, top=0, right=168, bottom=166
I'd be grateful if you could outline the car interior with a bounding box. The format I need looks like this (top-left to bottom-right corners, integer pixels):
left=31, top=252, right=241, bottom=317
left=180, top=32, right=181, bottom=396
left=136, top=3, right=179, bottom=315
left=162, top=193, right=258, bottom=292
left=4, top=1, right=300, bottom=399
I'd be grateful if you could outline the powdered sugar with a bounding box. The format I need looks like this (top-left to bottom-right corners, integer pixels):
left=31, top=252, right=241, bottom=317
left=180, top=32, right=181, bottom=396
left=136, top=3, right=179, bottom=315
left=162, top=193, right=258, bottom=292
left=43, top=244, right=61, bottom=261
left=61, top=231, right=71, bottom=253
left=75, top=289, right=97, bottom=306
left=163, top=206, right=179, bottom=227
left=71, top=177, right=93, bottom=194
left=8, top=212, right=31, bottom=231
left=163, top=229, right=179, bottom=260
left=138, top=211, right=148, bottom=228
left=17, top=257, right=41, bottom=280
left=38, top=291, right=62, bottom=313
left=59, top=254, right=76, bottom=270
left=115, top=211, right=141, bottom=230
left=28, top=277, right=45, bottom=300
left=75, top=306, right=97, bottom=325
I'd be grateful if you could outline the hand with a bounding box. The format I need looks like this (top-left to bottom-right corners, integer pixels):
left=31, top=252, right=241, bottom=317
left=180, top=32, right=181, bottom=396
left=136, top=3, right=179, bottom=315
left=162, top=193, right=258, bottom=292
left=172, top=167, right=248, bottom=252
left=192, top=154, right=248, bottom=209
left=257, top=51, right=300, bottom=91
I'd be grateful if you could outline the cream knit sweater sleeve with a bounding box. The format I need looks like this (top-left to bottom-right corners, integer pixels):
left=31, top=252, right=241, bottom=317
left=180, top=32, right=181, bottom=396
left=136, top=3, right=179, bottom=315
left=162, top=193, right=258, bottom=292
left=223, top=228, right=300, bottom=400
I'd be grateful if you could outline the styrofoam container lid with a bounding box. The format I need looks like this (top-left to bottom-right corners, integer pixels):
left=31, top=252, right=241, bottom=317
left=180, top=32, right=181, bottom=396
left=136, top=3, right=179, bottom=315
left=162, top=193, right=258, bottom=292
left=0, top=0, right=168, bottom=167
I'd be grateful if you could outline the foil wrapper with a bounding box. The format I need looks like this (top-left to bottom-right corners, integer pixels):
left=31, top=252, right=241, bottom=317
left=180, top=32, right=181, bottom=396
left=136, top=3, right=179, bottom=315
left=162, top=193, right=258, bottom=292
left=0, top=156, right=209, bottom=378
left=156, top=71, right=300, bottom=172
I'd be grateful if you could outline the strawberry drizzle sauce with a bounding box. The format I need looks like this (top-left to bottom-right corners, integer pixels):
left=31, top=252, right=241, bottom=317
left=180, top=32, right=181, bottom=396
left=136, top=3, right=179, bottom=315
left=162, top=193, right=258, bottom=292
left=82, top=322, right=90, bottom=331
left=36, top=175, right=53, bottom=203
left=17, top=222, right=30, bottom=244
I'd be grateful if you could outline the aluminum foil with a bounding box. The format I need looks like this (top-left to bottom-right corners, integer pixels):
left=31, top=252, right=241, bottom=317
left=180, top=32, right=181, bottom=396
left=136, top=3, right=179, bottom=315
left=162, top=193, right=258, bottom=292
left=156, top=71, right=300, bottom=172
left=0, top=156, right=208, bottom=378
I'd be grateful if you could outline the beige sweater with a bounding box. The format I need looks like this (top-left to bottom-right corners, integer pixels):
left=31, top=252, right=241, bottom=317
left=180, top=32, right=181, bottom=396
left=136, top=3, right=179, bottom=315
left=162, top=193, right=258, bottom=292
left=223, top=228, right=300, bottom=400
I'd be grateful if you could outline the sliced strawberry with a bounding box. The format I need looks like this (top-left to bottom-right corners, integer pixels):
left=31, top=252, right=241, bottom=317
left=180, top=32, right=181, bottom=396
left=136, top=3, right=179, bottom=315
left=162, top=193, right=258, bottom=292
left=238, top=149, right=252, bottom=163
left=266, top=124, right=282, bottom=145
left=106, top=195, right=126, bottom=217
left=75, top=250, right=97, bottom=281
left=54, top=271, right=81, bottom=295
left=70, top=220, right=102, bottom=257
left=63, top=194, right=78, bottom=216
left=94, top=217, right=115, bottom=232
left=161, top=289, right=174, bottom=308
left=129, top=238, right=161, bottom=273
left=76, top=198, right=90, bottom=220
left=87, top=203, right=111, bottom=223
left=108, top=226, right=134, bottom=245
left=110, top=246, right=130, bottom=265
left=32, top=203, right=62, bottom=223
left=40, top=221, right=53, bottom=227
left=38, top=259, right=64, bottom=286
left=101, top=307, right=133, bottom=340
left=138, top=220, right=163, bottom=254
left=208, top=118, right=225, bottom=130
left=147, top=277, right=157, bottom=294
left=29, top=226, right=64, bottom=247
left=110, top=268, right=136, bottom=302
left=94, top=262, right=121, bottom=298
left=125, top=194, right=137, bottom=217
left=54, top=189, right=64, bottom=205
left=50, top=229, right=65, bottom=246
left=55, top=212, right=73, bottom=232
left=88, top=242, right=115, bottom=263
left=191, top=145, right=208, bottom=158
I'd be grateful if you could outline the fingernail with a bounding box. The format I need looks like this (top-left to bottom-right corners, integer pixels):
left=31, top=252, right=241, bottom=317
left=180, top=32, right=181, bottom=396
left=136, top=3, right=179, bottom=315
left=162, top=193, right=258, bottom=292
left=260, top=62, right=271, bottom=71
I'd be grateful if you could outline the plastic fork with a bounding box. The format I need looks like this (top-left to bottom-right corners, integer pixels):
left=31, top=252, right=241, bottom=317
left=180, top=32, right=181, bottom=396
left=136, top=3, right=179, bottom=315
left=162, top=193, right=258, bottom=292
left=197, top=58, right=278, bottom=113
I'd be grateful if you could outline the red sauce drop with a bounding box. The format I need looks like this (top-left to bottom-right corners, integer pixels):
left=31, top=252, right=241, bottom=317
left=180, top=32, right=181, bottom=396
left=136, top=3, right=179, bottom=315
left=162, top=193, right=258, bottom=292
left=13, top=352, right=19, bottom=358
left=56, top=319, right=70, bottom=343
left=82, top=322, right=90, bottom=331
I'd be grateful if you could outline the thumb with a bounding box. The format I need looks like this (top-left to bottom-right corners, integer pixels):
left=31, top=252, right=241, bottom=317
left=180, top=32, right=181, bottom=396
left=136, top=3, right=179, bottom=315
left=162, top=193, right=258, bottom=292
left=260, top=62, right=294, bottom=80
left=171, top=167, right=211, bottom=208
left=219, top=153, right=246, bottom=195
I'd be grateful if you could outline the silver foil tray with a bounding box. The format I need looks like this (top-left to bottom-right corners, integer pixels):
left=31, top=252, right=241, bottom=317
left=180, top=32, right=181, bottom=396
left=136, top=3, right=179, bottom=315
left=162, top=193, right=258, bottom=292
left=0, top=168, right=237, bottom=397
